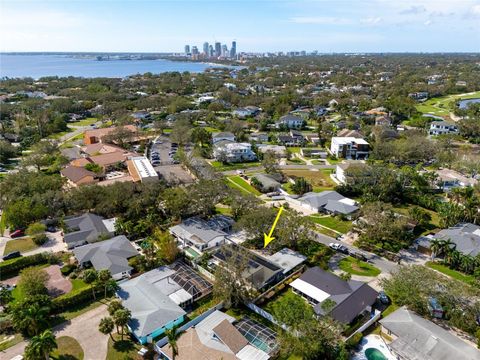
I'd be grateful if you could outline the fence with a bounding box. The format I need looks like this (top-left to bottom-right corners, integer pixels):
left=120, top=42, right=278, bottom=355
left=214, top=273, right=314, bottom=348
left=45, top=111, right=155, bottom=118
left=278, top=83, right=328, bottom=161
left=195, top=265, right=215, bottom=281
left=154, top=302, right=224, bottom=351
left=345, top=309, right=382, bottom=341
left=246, top=302, right=289, bottom=331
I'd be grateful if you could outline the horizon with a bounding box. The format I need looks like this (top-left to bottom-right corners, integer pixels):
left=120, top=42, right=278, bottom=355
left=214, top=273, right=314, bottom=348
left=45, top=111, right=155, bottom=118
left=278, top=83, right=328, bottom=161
left=1, top=0, right=480, bottom=53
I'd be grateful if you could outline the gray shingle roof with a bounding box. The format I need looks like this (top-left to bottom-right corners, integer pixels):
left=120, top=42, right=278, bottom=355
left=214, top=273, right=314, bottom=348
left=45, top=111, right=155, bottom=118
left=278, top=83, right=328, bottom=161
left=64, top=213, right=113, bottom=248
left=170, top=217, right=228, bottom=245
left=299, top=267, right=378, bottom=323
left=432, top=223, right=480, bottom=257
left=380, top=307, right=480, bottom=360
left=72, top=235, right=138, bottom=277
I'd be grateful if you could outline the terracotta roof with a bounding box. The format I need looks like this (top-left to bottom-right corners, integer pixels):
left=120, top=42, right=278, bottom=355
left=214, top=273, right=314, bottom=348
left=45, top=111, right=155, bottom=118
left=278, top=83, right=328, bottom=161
left=81, top=143, right=127, bottom=155
left=72, top=151, right=129, bottom=167
left=84, top=125, right=137, bottom=140
left=61, top=166, right=96, bottom=183
left=212, top=319, right=249, bottom=354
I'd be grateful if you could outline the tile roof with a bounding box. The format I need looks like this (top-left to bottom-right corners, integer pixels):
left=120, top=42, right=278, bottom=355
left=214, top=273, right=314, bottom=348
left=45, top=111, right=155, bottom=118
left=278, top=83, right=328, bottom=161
left=60, top=166, right=96, bottom=183
left=213, top=319, right=249, bottom=354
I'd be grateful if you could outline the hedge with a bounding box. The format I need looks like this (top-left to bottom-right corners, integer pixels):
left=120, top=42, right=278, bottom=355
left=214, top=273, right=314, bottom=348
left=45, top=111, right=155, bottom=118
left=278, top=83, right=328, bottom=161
left=51, top=286, right=99, bottom=313
left=0, top=253, right=57, bottom=280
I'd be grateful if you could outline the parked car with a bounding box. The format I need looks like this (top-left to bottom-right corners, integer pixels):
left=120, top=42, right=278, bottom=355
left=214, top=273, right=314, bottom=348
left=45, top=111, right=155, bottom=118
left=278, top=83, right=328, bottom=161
left=10, top=229, right=24, bottom=238
left=46, top=226, right=57, bottom=233
left=350, top=251, right=368, bottom=261
left=328, top=243, right=349, bottom=254
left=377, top=291, right=390, bottom=305
left=2, top=251, right=22, bottom=261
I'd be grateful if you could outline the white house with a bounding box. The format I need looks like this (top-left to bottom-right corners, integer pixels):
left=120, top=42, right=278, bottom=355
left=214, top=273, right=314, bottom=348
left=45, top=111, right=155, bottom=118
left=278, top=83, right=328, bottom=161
left=428, top=121, right=458, bottom=136
left=213, top=141, right=257, bottom=163
left=330, top=137, right=369, bottom=160
left=276, top=114, right=304, bottom=129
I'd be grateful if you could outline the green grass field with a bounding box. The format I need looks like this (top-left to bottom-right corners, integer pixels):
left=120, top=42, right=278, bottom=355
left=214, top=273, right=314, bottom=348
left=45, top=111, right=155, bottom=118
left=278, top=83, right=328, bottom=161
left=51, top=336, right=84, bottom=360
left=426, top=261, right=476, bottom=285
left=338, top=256, right=381, bottom=277
left=106, top=333, right=143, bottom=360
left=226, top=175, right=261, bottom=195
left=3, top=237, right=38, bottom=255
left=211, top=161, right=261, bottom=171
left=282, top=169, right=335, bottom=193
left=309, top=216, right=352, bottom=234
left=415, top=91, right=480, bottom=117
left=68, top=117, right=97, bottom=127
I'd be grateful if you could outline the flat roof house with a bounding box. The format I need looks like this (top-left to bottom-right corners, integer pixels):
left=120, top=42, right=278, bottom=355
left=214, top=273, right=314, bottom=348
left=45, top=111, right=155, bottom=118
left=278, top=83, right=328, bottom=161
left=72, top=235, right=139, bottom=280
left=290, top=267, right=378, bottom=324
left=127, top=156, right=158, bottom=183
left=379, top=307, right=480, bottom=360
left=415, top=223, right=480, bottom=257
left=63, top=213, right=115, bottom=249
left=330, top=137, right=369, bottom=160
left=170, top=215, right=234, bottom=253
left=118, top=261, right=212, bottom=344
left=159, top=310, right=276, bottom=360
left=429, top=121, right=458, bottom=136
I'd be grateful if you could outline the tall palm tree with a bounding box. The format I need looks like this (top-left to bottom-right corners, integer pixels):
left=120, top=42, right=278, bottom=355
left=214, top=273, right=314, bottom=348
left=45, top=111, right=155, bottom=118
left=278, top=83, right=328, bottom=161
left=21, top=303, right=50, bottom=337
left=113, top=308, right=131, bottom=340
left=165, top=325, right=182, bottom=360
left=429, top=239, right=443, bottom=259
left=99, top=317, right=115, bottom=341
left=24, top=329, right=57, bottom=360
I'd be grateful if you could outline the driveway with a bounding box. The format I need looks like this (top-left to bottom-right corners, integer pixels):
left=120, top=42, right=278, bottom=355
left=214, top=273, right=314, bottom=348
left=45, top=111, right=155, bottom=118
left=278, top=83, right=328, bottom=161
left=1, top=304, right=109, bottom=360
left=0, top=231, right=67, bottom=259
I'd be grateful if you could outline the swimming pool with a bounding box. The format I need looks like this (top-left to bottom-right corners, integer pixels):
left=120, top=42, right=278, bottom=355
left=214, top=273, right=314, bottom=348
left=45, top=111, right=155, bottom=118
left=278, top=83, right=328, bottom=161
left=351, top=335, right=396, bottom=360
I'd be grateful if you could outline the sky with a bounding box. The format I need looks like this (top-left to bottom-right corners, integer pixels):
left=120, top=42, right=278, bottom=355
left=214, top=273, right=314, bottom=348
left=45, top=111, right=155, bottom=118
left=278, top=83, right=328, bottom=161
left=1, top=0, right=480, bottom=53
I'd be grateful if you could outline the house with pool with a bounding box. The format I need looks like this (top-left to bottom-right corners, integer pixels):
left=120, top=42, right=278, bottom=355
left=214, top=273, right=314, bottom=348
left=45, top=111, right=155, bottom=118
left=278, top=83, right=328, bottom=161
left=117, top=261, right=213, bottom=344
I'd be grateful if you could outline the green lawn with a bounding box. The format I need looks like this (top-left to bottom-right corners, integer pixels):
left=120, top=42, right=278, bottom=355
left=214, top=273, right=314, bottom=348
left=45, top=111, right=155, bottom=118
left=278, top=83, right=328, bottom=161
left=338, top=256, right=381, bottom=277
left=211, top=161, right=261, bottom=171
left=3, top=237, right=38, bottom=255
left=227, top=175, right=261, bottom=195
left=69, top=117, right=97, bottom=127
left=426, top=261, right=476, bottom=285
left=263, top=288, right=297, bottom=314
left=309, top=216, right=352, bottom=234
left=415, top=91, right=480, bottom=117
left=71, top=278, right=89, bottom=292
left=287, top=158, right=306, bottom=165
left=47, top=129, right=73, bottom=140
left=0, top=333, right=24, bottom=351
left=106, top=333, right=146, bottom=360
left=215, top=205, right=233, bottom=216
left=55, top=297, right=112, bottom=323
left=51, top=336, right=84, bottom=360
left=282, top=169, right=335, bottom=193
left=315, top=226, right=339, bottom=238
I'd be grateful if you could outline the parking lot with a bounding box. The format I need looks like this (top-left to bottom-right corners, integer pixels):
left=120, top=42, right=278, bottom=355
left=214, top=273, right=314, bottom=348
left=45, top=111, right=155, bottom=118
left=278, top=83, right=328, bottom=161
left=149, top=136, right=194, bottom=184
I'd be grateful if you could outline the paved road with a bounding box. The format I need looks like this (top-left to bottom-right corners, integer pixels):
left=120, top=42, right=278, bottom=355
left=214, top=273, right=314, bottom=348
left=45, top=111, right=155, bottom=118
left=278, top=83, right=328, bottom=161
left=1, top=304, right=109, bottom=360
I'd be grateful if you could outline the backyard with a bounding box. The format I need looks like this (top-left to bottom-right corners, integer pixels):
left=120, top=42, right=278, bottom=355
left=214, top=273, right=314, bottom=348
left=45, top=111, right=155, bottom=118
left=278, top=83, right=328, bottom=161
left=210, top=161, right=261, bottom=171
left=282, top=169, right=335, bottom=192
left=106, top=333, right=148, bottom=360
left=426, top=261, right=477, bottom=285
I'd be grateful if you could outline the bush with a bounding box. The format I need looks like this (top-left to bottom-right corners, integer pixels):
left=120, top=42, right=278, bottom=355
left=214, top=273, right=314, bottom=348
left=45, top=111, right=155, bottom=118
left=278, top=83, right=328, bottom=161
left=60, top=264, right=77, bottom=276
left=26, top=222, right=46, bottom=237
left=0, top=253, right=57, bottom=280
left=32, top=234, right=48, bottom=246
left=346, top=332, right=363, bottom=349
left=51, top=286, right=98, bottom=313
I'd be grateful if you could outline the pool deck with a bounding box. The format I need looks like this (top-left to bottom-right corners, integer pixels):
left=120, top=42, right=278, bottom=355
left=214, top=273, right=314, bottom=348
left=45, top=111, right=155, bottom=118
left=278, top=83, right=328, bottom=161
left=352, top=334, right=396, bottom=360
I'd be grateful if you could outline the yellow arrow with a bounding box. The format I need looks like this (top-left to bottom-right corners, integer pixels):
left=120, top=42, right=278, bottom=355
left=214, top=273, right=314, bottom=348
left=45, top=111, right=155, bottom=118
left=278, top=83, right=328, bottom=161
left=264, top=206, right=284, bottom=248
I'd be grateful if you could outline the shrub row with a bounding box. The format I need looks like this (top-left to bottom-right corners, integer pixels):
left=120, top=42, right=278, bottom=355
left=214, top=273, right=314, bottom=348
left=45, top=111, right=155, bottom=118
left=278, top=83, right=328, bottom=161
left=0, top=253, right=57, bottom=280
left=51, top=286, right=98, bottom=313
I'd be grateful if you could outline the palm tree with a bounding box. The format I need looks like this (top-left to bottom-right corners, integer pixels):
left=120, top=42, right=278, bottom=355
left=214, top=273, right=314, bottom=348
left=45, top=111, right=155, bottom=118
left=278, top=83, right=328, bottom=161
left=24, top=329, right=57, bottom=360
left=113, top=308, right=131, bottom=340
left=429, top=239, right=443, bottom=260
left=83, top=268, right=98, bottom=300
left=459, top=255, right=475, bottom=274
left=165, top=325, right=182, bottom=360
left=21, top=303, right=50, bottom=337
left=99, top=317, right=115, bottom=341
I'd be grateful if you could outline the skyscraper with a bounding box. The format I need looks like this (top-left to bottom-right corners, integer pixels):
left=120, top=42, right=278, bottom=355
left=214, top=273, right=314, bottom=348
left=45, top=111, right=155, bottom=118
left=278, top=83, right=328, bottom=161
left=209, top=45, right=214, bottom=57
left=203, top=42, right=209, bottom=56
left=191, top=46, right=199, bottom=55
left=221, top=44, right=228, bottom=57
left=214, top=42, right=221, bottom=57
left=184, top=45, right=190, bottom=55
left=230, top=41, right=236, bottom=58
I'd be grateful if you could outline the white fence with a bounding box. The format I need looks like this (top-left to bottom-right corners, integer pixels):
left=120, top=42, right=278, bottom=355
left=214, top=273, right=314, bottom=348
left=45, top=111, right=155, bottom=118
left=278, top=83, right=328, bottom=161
left=345, top=309, right=382, bottom=341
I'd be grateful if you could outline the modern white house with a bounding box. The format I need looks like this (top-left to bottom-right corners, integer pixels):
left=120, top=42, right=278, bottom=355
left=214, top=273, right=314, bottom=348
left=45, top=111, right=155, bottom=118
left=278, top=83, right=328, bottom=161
left=428, top=121, right=458, bottom=136
left=286, top=191, right=359, bottom=217
left=127, top=156, right=158, bottom=183
left=213, top=141, right=257, bottom=163
left=276, top=114, right=304, bottom=129
left=330, top=137, right=369, bottom=160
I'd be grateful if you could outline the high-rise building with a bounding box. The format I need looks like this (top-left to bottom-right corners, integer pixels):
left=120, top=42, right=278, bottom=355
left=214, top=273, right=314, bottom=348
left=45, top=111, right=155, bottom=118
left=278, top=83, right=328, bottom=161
left=209, top=45, right=214, bottom=57
left=230, top=41, right=236, bottom=58
left=191, top=46, right=199, bottom=55
left=221, top=44, right=228, bottom=57
left=214, top=42, right=221, bottom=57
left=203, top=42, right=209, bottom=56
left=184, top=45, right=190, bottom=55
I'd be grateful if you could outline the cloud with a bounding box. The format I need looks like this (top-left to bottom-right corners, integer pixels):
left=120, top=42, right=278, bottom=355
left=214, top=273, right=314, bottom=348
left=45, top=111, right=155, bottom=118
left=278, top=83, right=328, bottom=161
left=361, top=17, right=382, bottom=25
left=473, top=4, right=480, bottom=15
left=289, top=16, right=352, bottom=25
left=399, top=5, right=426, bottom=15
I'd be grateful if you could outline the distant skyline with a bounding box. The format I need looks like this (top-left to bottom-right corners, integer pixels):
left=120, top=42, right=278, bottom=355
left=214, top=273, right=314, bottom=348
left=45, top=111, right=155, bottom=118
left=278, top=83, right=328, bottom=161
left=1, top=0, right=480, bottom=53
